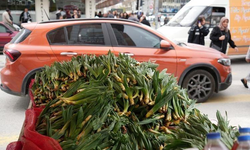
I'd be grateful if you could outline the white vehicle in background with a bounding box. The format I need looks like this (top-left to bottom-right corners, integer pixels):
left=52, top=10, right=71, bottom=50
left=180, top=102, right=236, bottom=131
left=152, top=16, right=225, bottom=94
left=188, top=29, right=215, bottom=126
left=157, top=0, right=250, bottom=56
left=147, top=13, right=175, bottom=27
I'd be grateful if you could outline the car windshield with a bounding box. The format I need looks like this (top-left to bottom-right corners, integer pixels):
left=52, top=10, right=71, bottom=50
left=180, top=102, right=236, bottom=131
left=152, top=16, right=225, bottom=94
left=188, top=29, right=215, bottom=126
left=166, top=6, right=206, bottom=27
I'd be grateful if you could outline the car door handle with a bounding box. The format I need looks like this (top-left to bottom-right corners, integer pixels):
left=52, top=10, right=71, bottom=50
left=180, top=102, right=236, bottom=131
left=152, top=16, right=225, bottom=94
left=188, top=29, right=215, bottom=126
left=60, top=52, right=78, bottom=56
left=121, top=53, right=134, bottom=56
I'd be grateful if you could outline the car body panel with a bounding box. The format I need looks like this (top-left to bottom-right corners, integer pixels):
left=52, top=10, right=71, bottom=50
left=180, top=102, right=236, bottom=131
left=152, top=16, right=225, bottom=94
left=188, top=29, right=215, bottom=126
left=50, top=45, right=114, bottom=62
left=2, top=44, right=57, bottom=93
left=112, top=47, right=177, bottom=76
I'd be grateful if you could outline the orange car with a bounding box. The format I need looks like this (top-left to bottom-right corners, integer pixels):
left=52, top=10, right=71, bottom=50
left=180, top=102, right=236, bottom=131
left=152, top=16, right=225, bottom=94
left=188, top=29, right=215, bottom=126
left=0, top=18, right=232, bottom=102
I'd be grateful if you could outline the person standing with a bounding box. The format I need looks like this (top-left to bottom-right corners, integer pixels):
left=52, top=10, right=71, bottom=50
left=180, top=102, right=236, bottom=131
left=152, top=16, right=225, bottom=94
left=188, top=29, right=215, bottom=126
left=128, top=13, right=139, bottom=22
left=140, top=16, right=151, bottom=26
left=187, top=16, right=209, bottom=45
left=2, top=8, right=12, bottom=26
left=56, top=7, right=63, bottom=19
left=123, top=12, right=129, bottom=19
left=19, top=8, right=32, bottom=23
left=78, top=9, right=82, bottom=18
left=119, top=13, right=124, bottom=19
left=65, top=10, right=72, bottom=19
left=164, top=16, right=169, bottom=25
left=210, top=17, right=238, bottom=54
left=107, top=11, right=114, bottom=18
left=95, top=12, right=99, bottom=18
left=241, top=47, right=250, bottom=88
left=59, top=15, right=66, bottom=19
left=137, top=12, right=144, bottom=20
left=97, top=11, right=103, bottom=18
left=72, top=9, right=80, bottom=18
left=113, top=11, right=117, bottom=18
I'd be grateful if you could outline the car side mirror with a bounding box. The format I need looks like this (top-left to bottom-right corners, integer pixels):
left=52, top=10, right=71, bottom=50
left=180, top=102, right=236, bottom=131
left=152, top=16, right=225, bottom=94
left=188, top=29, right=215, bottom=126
left=6, top=29, right=13, bottom=34
left=160, top=40, right=171, bottom=50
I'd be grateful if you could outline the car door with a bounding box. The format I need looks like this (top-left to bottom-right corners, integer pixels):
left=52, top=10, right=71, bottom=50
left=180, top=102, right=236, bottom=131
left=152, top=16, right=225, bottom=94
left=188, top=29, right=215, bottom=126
left=0, top=24, right=12, bottom=47
left=48, top=23, right=113, bottom=62
left=107, top=23, right=177, bottom=75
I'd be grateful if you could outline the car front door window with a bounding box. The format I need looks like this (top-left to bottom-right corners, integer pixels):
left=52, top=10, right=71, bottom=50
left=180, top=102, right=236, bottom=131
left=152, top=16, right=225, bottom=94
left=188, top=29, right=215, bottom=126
left=110, top=23, right=177, bottom=76
left=111, top=24, right=161, bottom=48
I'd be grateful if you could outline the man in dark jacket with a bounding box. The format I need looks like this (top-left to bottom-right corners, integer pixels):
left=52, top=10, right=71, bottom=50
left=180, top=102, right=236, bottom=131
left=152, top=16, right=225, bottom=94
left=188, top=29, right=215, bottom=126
left=19, top=8, right=32, bottom=23
left=187, top=16, right=209, bottom=45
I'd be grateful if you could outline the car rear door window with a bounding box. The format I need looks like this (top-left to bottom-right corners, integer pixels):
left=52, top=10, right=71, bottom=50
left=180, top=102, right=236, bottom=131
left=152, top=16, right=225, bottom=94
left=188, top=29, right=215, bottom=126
left=47, top=27, right=67, bottom=45
left=66, top=24, right=105, bottom=45
left=111, top=24, right=161, bottom=48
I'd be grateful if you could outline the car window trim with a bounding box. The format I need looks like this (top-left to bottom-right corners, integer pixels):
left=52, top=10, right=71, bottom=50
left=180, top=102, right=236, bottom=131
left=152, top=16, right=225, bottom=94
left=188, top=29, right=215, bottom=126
left=106, top=23, right=162, bottom=48
left=102, top=23, right=111, bottom=46
left=105, top=23, right=118, bottom=46
left=63, top=26, right=69, bottom=44
left=52, top=44, right=112, bottom=47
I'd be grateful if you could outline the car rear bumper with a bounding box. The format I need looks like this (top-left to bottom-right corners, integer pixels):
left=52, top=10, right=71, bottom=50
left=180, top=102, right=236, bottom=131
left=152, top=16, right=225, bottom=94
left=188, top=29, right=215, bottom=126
left=219, top=73, right=232, bottom=91
left=0, top=83, right=22, bottom=96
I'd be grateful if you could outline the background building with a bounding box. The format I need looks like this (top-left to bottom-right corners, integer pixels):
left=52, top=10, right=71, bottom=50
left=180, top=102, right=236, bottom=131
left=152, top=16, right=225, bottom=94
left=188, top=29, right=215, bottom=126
left=95, top=0, right=190, bottom=16
left=0, top=0, right=190, bottom=23
left=0, top=0, right=95, bottom=23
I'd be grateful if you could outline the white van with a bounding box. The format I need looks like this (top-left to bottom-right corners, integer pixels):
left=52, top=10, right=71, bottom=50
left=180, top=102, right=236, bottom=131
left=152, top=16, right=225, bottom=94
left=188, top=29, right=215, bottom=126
left=157, top=0, right=250, bottom=56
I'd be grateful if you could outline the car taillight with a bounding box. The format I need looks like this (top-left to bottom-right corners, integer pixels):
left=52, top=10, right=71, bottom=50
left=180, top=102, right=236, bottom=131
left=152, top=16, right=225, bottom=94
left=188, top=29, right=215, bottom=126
left=4, top=49, right=21, bottom=62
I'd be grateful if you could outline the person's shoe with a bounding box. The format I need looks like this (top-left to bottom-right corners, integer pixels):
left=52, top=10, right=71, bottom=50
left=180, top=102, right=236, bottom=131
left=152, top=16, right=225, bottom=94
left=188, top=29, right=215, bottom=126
left=241, top=78, right=248, bottom=88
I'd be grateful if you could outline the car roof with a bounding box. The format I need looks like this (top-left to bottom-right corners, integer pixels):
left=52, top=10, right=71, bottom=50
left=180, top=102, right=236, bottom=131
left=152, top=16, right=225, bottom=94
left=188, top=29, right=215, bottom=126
left=22, top=18, right=141, bottom=31
left=39, top=18, right=140, bottom=25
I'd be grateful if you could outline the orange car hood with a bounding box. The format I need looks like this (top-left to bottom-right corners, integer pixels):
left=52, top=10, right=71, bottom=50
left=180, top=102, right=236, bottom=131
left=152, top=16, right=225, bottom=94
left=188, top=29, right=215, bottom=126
left=183, top=43, right=221, bottom=54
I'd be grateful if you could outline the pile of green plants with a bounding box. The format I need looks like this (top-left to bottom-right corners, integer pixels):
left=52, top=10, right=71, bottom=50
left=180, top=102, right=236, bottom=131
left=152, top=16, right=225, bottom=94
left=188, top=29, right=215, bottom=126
left=32, top=52, right=238, bottom=150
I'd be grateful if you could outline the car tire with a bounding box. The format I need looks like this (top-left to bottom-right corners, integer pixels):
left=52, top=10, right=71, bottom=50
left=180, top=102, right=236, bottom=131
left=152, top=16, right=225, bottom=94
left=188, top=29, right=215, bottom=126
left=182, top=69, right=215, bottom=103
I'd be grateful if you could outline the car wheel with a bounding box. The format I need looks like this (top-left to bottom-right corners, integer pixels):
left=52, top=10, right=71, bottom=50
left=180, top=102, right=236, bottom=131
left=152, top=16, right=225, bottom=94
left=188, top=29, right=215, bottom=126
left=182, top=70, right=215, bottom=103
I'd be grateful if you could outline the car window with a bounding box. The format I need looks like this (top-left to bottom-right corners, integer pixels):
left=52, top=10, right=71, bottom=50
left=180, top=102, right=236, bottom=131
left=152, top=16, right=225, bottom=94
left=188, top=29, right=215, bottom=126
left=47, top=27, right=67, bottom=45
left=66, top=24, right=105, bottom=45
left=210, top=7, right=225, bottom=28
left=167, top=6, right=205, bottom=27
left=111, top=24, right=161, bottom=48
left=10, top=28, right=31, bottom=44
left=0, top=25, right=7, bottom=33
left=198, top=7, right=225, bottom=28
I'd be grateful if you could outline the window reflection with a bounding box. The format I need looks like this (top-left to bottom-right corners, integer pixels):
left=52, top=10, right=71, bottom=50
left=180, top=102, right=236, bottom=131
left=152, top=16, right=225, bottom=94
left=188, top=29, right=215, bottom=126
left=49, top=0, right=85, bottom=19
left=0, top=0, right=35, bottom=11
